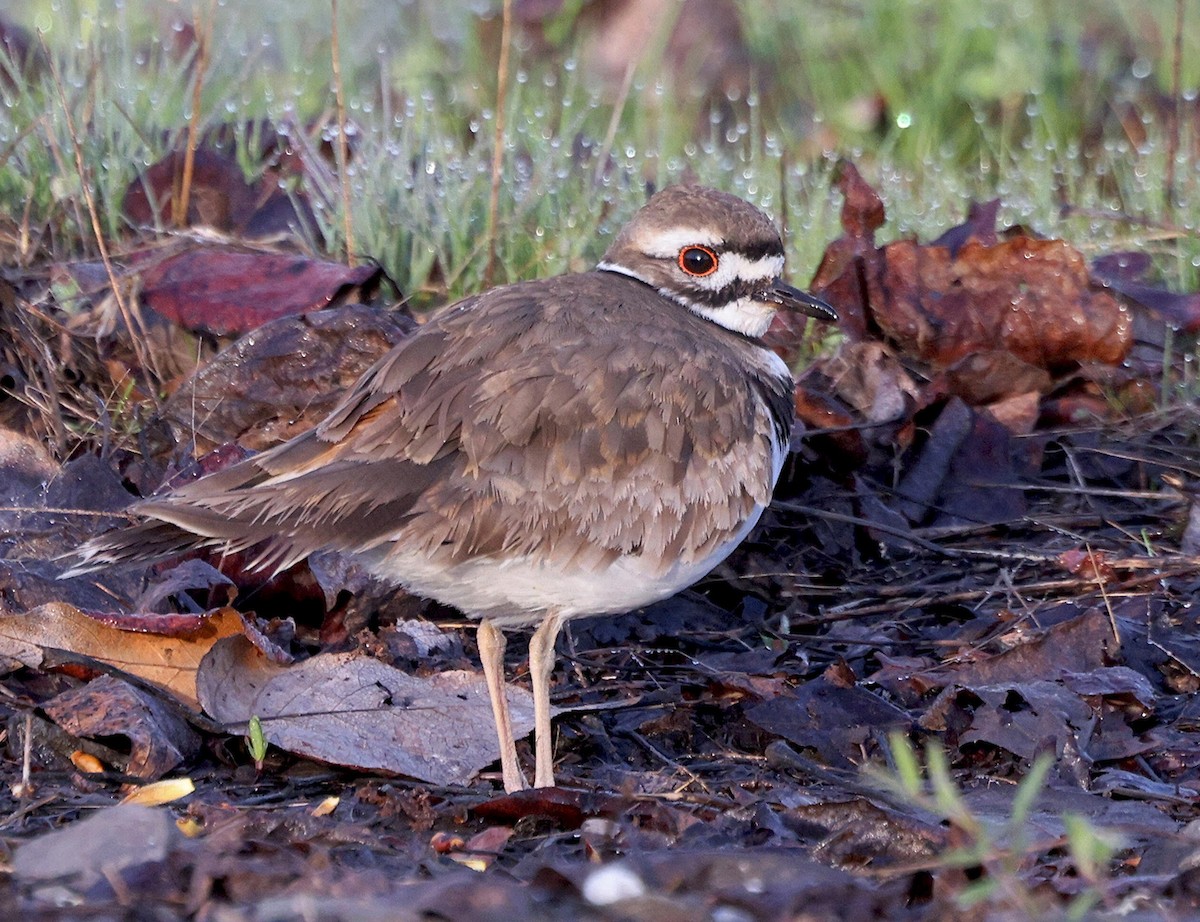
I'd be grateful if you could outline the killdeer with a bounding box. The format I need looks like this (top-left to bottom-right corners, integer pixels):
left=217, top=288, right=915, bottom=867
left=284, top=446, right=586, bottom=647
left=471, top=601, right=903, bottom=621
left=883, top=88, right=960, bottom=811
left=65, top=185, right=837, bottom=792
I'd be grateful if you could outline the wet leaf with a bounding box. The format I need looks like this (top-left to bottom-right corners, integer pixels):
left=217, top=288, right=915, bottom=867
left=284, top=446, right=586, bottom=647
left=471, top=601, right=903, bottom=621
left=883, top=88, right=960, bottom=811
left=122, top=146, right=315, bottom=239
left=810, top=165, right=1138, bottom=387
left=1091, top=251, right=1200, bottom=332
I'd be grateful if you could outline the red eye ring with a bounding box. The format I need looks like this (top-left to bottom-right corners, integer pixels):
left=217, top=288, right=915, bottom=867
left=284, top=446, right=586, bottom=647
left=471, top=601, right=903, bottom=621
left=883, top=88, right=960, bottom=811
left=678, top=245, right=718, bottom=277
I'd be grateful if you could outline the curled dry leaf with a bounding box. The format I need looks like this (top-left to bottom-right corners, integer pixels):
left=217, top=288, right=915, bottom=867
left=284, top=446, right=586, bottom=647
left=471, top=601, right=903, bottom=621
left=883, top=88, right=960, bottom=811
left=872, top=236, right=1133, bottom=370
left=196, top=635, right=537, bottom=787
left=0, top=603, right=245, bottom=709
left=808, top=160, right=1135, bottom=385
left=42, top=674, right=200, bottom=780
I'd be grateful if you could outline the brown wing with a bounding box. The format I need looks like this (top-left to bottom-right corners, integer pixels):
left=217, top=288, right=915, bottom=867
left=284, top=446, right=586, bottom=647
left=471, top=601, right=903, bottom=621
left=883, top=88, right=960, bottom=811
left=78, top=273, right=788, bottom=577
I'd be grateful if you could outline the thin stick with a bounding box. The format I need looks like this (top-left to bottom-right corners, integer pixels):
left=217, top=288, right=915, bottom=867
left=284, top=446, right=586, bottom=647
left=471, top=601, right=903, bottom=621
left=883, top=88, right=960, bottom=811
left=39, top=31, right=163, bottom=403
left=1163, top=0, right=1185, bottom=211
left=483, top=0, right=514, bottom=289
left=175, top=0, right=216, bottom=227
left=331, top=0, right=356, bottom=265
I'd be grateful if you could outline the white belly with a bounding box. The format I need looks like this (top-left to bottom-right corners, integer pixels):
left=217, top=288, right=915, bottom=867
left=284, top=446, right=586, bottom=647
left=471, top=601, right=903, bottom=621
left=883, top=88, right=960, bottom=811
left=363, top=502, right=769, bottom=627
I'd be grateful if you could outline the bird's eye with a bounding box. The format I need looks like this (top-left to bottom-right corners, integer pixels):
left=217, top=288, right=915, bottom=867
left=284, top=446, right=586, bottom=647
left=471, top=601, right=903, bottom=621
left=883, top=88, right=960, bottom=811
left=678, top=245, right=718, bottom=277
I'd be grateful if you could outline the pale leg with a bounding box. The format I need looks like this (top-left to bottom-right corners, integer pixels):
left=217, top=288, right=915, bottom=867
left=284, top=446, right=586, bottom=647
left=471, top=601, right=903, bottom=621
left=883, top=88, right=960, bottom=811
left=477, top=620, right=526, bottom=792
left=527, top=612, right=564, bottom=788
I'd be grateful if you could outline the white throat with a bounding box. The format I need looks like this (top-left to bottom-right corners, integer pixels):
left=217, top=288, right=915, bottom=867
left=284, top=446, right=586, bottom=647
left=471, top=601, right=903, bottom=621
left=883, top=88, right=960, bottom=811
left=677, top=297, right=778, bottom=338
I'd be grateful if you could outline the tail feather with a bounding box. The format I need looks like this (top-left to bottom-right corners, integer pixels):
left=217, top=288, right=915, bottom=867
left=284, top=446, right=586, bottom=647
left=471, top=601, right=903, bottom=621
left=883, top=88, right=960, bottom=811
left=59, top=520, right=217, bottom=578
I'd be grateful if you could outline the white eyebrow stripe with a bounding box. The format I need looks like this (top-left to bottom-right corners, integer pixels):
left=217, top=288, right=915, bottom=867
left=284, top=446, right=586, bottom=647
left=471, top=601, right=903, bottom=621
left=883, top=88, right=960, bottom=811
left=639, top=227, right=724, bottom=254
left=690, top=252, right=785, bottom=291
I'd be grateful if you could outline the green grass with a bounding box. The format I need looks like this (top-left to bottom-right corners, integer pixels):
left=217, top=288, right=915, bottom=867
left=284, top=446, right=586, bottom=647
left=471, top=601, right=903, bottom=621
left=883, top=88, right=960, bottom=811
left=1, top=0, right=1196, bottom=304
left=876, top=734, right=1123, bottom=917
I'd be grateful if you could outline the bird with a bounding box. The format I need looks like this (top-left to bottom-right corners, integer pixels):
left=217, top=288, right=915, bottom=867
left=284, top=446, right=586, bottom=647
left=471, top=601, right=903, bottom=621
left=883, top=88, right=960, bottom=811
left=63, top=184, right=838, bottom=792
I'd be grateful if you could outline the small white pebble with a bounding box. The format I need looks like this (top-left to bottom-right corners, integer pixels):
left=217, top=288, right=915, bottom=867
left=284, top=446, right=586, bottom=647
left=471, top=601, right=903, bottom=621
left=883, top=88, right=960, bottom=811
left=712, top=907, right=755, bottom=922
left=581, top=863, right=646, bottom=905
left=579, top=817, right=620, bottom=839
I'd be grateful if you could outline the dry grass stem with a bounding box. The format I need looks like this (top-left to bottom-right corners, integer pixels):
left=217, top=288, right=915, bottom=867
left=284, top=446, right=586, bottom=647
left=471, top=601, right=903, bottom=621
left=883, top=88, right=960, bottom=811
left=176, top=2, right=216, bottom=227
left=331, top=0, right=356, bottom=265
left=483, top=0, right=513, bottom=289
left=39, top=30, right=164, bottom=405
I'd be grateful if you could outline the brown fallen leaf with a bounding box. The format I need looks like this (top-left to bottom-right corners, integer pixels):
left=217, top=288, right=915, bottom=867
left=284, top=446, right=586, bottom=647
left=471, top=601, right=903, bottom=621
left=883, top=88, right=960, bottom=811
left=196, top=635, right=537, bottom=787
left=122, top=145, right=315, bottom=239
left=1057, top=548, right=1118, bottom=583
left=810, top=160, right=1137, bottom=381
left=869, top=235, right=1134, bottom=371
left=0, top=603, right=245, bottom=709
left=42, top=674, right=201, bottom=780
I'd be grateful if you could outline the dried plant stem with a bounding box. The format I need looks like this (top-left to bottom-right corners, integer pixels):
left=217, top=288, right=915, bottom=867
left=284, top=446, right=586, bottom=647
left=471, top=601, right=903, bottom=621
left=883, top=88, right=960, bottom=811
left=483, top=0, right=514, bottom=289
left=592, top=3, right=680, bottom=188
left=176, top=0, right=216, bottom=227
left=19, top=712, right=32, bottom=797
left=331, top=0, right=356, bottom=265
left=1163, top=0, right=1186, bottom=211
left=39, top=31, right=163, bottom=402
left=594, top=59, right=637, bottom=188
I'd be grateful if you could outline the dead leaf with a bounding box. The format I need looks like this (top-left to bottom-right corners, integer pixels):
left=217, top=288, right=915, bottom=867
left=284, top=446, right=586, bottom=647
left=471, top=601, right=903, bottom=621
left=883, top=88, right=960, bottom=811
left=42, top=674, right=201, bottom=780
left=157, top=303, right=415, bottom=452
left=122, top=777, right=196, bottom=806
left=870, top=236, right=1133, bottom=370
left=1091, top=251, right=1200, bottom=332
left=196, top=635, right=537, bottom=786
left=0, top=603, right=245, bottom=709
left=810, top=162, right=1139, bottom=386
left=122, top=146, right=315, bottom=239
left=1057, top=548, right=1118, bottom=583
left=12, top=804, right=181, bottom=894
left=744, top=678, right=911, bottom=768
left=137, top=244, right=385, bottom=336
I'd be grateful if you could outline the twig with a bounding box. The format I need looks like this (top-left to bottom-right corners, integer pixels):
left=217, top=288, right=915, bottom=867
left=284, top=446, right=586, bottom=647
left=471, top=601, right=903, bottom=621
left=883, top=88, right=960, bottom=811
left=483, top=0, right=514, bottom=289
left=330, top=0, right=356, bottom=265
left=175, top=0, right=216, bottom=227
left=819, top=567, right=1189, bottom=621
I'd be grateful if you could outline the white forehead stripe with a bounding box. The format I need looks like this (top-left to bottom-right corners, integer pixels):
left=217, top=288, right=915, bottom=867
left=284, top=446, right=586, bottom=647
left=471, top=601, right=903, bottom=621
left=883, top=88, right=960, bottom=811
left=639, top=227, right=724, bottom=254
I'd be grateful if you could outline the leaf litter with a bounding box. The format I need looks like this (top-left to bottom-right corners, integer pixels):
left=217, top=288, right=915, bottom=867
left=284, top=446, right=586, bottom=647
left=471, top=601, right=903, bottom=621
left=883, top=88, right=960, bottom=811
left=0, top=121, right=1199, bottom=920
